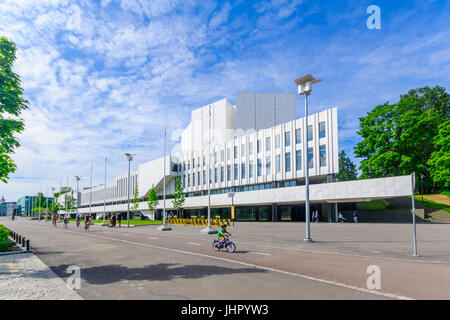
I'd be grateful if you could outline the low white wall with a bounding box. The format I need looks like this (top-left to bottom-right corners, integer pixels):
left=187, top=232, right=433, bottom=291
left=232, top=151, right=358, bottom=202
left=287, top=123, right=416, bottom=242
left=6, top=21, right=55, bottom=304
left=77, top=175, right=412, bottom=214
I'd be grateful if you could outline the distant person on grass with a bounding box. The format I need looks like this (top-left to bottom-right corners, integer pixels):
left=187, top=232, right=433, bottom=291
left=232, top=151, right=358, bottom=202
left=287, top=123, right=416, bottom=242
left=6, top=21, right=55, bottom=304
left=117, top=214, right=122, bottom=228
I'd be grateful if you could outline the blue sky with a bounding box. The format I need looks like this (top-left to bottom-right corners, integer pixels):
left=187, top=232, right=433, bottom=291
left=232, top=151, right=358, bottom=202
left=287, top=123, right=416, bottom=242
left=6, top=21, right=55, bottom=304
left=0, top=0, right=449, bottom=201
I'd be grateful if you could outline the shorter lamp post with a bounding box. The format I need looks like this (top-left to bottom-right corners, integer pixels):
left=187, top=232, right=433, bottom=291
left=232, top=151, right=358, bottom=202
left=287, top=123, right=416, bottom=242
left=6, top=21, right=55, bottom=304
left=125, top=153, right=136, bottom=228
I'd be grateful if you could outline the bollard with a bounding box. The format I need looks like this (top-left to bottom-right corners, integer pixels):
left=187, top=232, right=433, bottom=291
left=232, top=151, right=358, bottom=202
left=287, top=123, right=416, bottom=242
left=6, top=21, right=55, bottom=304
left=22, top=237, right=25, bottom=247
left=26, top=240, right=30, bottom=251
left=18, top=235, right=21, bottom=244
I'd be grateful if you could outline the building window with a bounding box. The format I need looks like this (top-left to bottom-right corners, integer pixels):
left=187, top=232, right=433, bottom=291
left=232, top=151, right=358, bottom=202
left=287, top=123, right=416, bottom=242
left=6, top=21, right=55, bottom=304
left=285, top=131, right=291, bottom=147
left=241, top=163, right=246, bottom=179
left=221, top=150, right=225, bottom=161
left=307, top=147, right=314, bottom=168
left=275, top=134, right=280, bottom=149
left=227, top=165, right=231, bottom=181
left=319, top=145, right=326, bottom=167
left=183, top=162, right=186, bottom=171
left=203, top=171, right=206, bottom=185
left=276, top=154, right=281, bottom=172
left=198, top=172, right=200, bottom=185
left=188, top=161, right=190, bottom=170
left=234, top=164, right=238, bottom=180
left=319, top=122, right=326, bottom=139
left=234, top=146, right=238, bottom=159
left=285, top=152, right=291, bottom=172
left=257, top=139, right=261, bottom=153
left=295, top=128, right=301, bottom=144
left=249, top=142, right=253, bottom=156
left=227, top=148, right=230, bottom=160
left=192, top=158, right=195, bottom=168
left=266, top=137, right=271, bottom=151
left=214, top=168, right=218, bottom=183
left=220, top=166, right=224, bottom=182
left=241, top=144, right=246, bottom=157
left=198, top=157, right=200, bottom=168
left=257, top=158, right=262, bottom=176
left=192, top=173, right=195, bottom=186
left=187, top=175, right=190, bottom=187
left=307, top=125, right=313, bottom=141
left=266, top=156, right=271, bottom=175
left=209, top=169, right=212, bottom=183
left=249, top=160, right=254, bottom=178
left=296, top=150, right=302, bottom=170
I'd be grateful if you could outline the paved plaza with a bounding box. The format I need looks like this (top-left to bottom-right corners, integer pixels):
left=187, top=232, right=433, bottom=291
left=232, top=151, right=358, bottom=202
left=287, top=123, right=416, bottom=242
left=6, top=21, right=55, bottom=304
left=1, top=217, right=450, bottom=300
left=0, top=252, right=82, bottom=300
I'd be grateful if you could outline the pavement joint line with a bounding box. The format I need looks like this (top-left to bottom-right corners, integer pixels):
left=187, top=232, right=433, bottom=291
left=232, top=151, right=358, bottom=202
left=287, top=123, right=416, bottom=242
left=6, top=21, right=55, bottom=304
left=250, top=252, right=272, bottom=256
left=188, top=242, right=201, bottom=246
left=21, top=219, right=450, bottom=265
left=130, top=229, right=450, bottom=265
left=65, top=229, right=414, bottom=300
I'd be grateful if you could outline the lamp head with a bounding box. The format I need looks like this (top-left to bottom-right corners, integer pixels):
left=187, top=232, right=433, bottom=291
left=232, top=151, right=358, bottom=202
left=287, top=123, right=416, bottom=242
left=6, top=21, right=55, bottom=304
left=125, top=153, right=136, bottom=161
left=294, top=74, right=321, bottom=95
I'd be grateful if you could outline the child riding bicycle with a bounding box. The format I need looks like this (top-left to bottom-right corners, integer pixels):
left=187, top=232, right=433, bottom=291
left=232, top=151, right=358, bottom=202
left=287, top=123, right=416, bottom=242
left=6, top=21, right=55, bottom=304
left=218, top=224, right=231, bottom=246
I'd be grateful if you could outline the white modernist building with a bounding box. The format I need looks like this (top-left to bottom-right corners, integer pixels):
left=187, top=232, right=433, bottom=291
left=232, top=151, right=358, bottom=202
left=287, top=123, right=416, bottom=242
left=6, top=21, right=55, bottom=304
left=77, top=92, right=413, bottom=222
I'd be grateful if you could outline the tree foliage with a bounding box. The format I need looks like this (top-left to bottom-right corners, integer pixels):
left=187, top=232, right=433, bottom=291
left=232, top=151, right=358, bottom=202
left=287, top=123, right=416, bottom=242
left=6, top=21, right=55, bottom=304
left=172, top=176, right=185, bottom=216
left=334, top=150, right=358, bottom=181
left=131, top=183, right=139, bottom=212
left=428, top=119, right=450, bottom=188
left=0, top=37, right=28, bottom=183
left=354, top=86, right=449, bottom=192
left=147, top=185, right=159, bottom=212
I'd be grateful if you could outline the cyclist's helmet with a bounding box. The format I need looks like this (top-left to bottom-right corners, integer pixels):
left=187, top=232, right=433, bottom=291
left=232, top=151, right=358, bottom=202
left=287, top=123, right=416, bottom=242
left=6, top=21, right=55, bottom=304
left=221, top=224, right=227, bottom=229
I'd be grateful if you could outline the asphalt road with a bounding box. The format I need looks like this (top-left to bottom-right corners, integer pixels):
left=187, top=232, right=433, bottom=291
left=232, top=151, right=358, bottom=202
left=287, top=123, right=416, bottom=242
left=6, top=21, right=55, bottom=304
left=2, top=218, right=450, bottom=300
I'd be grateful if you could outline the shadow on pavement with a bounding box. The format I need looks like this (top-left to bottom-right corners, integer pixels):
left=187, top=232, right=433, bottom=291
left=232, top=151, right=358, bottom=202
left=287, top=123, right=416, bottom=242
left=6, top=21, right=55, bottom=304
left=49, top=263, right=266, bottom=285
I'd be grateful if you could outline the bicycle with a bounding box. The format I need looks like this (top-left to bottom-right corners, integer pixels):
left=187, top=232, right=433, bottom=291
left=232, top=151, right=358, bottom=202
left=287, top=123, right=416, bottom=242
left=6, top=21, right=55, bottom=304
left=213, top=236, right=236, bottom=253
left=76, top=219, right=80, bottom=228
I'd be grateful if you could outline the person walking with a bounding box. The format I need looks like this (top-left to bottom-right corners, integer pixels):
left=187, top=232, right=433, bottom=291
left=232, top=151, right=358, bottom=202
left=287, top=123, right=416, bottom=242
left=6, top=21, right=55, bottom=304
left=117, top=214, right=122, bottom=228
left=112, top=214, right=116, bottom=227
left=315, top=210, right=319, bottom=223
left=353, top=211, right=359, bottom=223
left=338, top=212, right=345, bottom=223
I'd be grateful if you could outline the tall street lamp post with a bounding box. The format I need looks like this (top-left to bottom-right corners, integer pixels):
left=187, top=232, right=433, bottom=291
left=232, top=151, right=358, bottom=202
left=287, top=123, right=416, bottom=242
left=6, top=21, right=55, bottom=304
left=202, top=105, right=218, bottom=234
left=159, top=127, right=171, bottom=231
left=125, top=153, right=136, bottom=228
left=102, top=158, right=108, bottom=226
left=295, top=74, right=321, bottom=242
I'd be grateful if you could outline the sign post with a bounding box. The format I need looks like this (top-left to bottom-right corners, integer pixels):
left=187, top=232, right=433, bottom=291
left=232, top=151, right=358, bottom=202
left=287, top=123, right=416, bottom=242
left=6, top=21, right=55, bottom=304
left=228, top=192, right=235, bottom=226
left=411, top=172, right=418, bottom=256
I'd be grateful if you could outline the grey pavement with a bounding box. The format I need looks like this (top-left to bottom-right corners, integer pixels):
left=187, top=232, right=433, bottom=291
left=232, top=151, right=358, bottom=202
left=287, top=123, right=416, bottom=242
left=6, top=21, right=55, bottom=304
left=1, top=217, right=450, bottom=299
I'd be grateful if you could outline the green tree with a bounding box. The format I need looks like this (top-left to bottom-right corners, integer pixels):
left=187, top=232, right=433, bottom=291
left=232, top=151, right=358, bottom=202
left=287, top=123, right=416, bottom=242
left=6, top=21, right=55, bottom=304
left=147, top=185, right=159, bottom=214
left=131, top=183, right=139, bottom=212
left=0, top=37, right=29, bottom=183
left=428, top=119, right=450, bottom=188
left=334, top=150, right=358, bottom=181
left=172, top=176, right=185, bottom=217
left=354, top=86, right=449, bottom=192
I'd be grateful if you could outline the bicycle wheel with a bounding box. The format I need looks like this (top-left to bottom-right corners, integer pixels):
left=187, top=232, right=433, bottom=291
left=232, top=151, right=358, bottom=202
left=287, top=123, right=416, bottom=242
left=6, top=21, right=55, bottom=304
left=226, top=242, right=236, bottom=253
left=212, top=241, right=220, bottom=251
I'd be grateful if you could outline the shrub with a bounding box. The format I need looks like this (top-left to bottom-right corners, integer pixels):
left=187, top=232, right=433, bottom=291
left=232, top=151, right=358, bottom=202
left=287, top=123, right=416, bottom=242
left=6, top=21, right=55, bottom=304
left=0, top=225, right=11, bottom=251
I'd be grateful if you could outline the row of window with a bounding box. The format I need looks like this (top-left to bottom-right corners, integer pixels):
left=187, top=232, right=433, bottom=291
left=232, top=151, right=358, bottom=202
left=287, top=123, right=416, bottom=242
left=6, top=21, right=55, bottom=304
left=178, top=122, right=327, bottom=172
left=182, top=145, right=327, bottom=188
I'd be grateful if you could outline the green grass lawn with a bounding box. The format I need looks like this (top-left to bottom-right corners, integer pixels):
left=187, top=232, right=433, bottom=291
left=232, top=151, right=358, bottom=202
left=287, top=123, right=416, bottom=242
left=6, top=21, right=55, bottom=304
left=356, top=200, right=387, bottom=210
left=66, top=219, right=162, bottom=225
left=410, top=196, right=450, bottom=213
